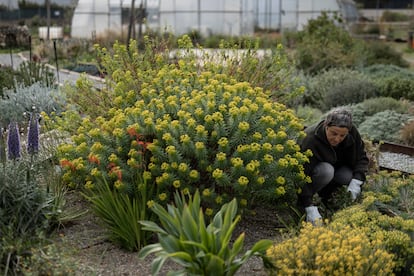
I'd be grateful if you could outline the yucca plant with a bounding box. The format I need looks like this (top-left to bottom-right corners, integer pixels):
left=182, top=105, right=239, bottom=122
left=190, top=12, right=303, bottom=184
left=138, top=190, right=273, bottom=275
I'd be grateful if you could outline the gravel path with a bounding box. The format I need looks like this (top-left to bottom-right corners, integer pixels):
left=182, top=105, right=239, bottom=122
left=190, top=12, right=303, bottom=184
left=379, top=151, right=414, bottom=174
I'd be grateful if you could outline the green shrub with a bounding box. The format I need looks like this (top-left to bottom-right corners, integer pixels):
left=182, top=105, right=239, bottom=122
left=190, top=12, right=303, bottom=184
left=0, top=159, right=50, bottom=273
left=381, top=10, right=410, bottom=22
left=358, top=110, right=412, bottom=143
left=360, top=64, right=414, bottom=101
left=380, top=76, right=414, bottom=101
left=361, top=64, right=413, bottom=78
left=266, top=222, right=395, bottom=275
left=208, top=42, right=305, bottom=107
left=19, top=243, right=76, bottom=275
left=0, top=66, right=17, bottom=94
left=323, top=77, right=379, bottom=110
left=61, top=74, right=113, bottom=120
left=364, top=41, right=409, bottom=68
left=57, top=36, right=309, bottom=212
left=292, top=12, right=369, bottom=75
left=360, top=97, right=411, bottom=117
left=59, top=66, right=309, bottom=211
left=305, top=68, right=378, bottom=111
left=139, top=190, right=273, bottom=275
left=15, top=61, right=56, bottom=88
left=364, top=171, right=414, bottom=219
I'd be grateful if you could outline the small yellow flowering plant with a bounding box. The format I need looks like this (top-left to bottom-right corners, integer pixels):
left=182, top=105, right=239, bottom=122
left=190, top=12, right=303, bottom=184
left=331, top=171, right=414, bottom=274
left=266, top=222, right=395, bottom=275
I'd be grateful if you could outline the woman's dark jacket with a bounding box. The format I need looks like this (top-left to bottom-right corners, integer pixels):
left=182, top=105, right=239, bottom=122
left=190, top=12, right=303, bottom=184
left=300, top=121, right=369, bottom=181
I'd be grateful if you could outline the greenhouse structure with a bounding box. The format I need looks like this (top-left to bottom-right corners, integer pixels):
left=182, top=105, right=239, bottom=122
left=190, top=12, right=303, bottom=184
left=70, top=0, right=359, bottom=39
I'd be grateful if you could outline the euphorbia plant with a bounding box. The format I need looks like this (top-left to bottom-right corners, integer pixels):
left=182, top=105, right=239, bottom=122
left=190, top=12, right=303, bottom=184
left=138, top=190, right=273, bottom=275
left=57, top=35, right=309, bottom=211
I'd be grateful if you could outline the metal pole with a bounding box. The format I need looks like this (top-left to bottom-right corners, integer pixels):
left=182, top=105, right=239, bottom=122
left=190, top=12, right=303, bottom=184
left=29, top=35, right=32, bottom=62
left=138, top=0, right=143, bottom=40
left=46, top=0, right=51, bottom=40
left=9, top=45, right=13, bottom=69
left=198, top=0, right=201, bottom=33
left=279, top=0, right=282, bottom=32
left=53, top=39, right=60, bottom=83
left=121, top=0, right=123, bottom=42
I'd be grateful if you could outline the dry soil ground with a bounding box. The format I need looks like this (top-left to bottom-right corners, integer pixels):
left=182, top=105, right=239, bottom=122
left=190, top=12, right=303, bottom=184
left=54, top=191, right=286, bottom=275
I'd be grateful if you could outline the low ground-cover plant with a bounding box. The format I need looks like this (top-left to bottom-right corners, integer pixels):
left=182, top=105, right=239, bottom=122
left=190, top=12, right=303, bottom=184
left=364, top=171, right=414, bottom=219
left=139, top=190, right=273, bottom=275
left=328, top=171, right=414, bottom=275
left=332, top=204, right=414, bottom=275
left=266, top=221, right=395, bottom=275
left=266, top=171, right=414, bottom=275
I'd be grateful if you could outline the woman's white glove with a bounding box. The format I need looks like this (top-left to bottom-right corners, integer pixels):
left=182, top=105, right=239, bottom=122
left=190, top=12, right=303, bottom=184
left=305, top=206, right=322, bottom=225
left=347, top=179, right=363, bottom=200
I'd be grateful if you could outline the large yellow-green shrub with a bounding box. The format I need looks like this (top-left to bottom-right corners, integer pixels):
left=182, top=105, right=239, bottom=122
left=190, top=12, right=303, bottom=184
left=57, top=38, right=310, bottom=212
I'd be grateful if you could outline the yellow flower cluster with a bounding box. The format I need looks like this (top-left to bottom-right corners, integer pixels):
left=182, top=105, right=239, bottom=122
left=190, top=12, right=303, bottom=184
left=267, top=223, right=395, bottom=275
left=56, top=53, right=309, bottom=213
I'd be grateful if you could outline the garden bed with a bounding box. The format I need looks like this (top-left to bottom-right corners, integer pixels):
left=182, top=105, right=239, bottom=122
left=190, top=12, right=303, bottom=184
left=54, top=191, right=282, bottom=275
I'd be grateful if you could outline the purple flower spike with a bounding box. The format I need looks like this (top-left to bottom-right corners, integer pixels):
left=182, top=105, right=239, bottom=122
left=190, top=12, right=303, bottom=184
left=27, top=114, right=40, bottom=155
left=7, top=122, right=21, bottom=160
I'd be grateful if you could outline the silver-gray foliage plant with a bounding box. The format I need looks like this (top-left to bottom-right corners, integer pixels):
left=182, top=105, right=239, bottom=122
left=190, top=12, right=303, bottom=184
left=0, top=82, right=66, bottom=126
left=358, top=110, right=413, bottom=143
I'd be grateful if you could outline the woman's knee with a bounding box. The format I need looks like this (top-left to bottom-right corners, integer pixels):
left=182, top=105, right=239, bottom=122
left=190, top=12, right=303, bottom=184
left=334, top=166, right=353, bottom=185
left=312, top=162, right=335, bottom=186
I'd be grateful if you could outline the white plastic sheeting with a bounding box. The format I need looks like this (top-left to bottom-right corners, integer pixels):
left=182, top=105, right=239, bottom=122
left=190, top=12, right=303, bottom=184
left=71, top=0, right=159, bottom=39
left=70, top=0, right=359, bottom=39
left=71, top=0, right=122, bottom=39
left=253, top=0, right=359, bottom=31
left=158, top=0, right=255, bottom=36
